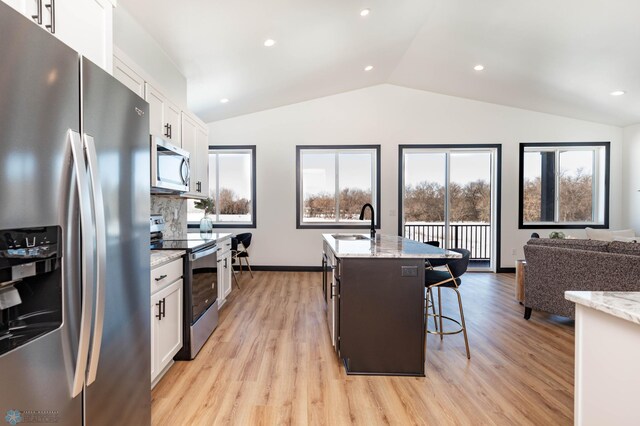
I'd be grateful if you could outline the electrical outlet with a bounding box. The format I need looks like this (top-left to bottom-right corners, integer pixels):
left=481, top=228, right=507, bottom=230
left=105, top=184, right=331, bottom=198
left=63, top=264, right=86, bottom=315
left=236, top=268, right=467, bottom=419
left=511, top=248, right=517, bottom=256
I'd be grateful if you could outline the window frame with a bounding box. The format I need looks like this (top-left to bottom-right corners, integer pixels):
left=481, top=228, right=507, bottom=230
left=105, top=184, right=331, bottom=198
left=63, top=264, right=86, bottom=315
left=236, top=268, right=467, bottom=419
left=518, top=141, right=610, bottom=229
left=187, top=145, right=257, bottom=229
left=295, top=144, right=381, bottom=229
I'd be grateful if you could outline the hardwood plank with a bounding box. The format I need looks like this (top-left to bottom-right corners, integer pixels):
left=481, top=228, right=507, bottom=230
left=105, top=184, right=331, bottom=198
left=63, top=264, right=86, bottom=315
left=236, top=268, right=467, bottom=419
left=152, top=271, right=574, bottom=425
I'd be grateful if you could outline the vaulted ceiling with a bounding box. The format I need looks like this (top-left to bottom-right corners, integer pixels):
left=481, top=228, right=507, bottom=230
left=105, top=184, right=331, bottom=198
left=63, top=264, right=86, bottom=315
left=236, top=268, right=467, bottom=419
left=120, top=0, right=640, bottom=126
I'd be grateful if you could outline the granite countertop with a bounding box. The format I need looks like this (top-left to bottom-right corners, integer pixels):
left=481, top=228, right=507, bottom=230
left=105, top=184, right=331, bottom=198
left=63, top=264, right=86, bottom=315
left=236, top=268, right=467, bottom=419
left=323, top=233, right=462, bottom=259
left=565, top=291, right=640, bottom=326
left=151, top=250, right=185, bottom=268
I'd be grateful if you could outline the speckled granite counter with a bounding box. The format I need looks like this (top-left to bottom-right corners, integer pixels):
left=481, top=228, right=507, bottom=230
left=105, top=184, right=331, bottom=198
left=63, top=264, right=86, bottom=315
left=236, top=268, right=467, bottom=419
left=323, top=233, right=462, bottom=259
left=565, top=291, right=640, bottom=325
left=566, top=290, right=640, bottom=424
left=150, top=250, right=185, bottom=268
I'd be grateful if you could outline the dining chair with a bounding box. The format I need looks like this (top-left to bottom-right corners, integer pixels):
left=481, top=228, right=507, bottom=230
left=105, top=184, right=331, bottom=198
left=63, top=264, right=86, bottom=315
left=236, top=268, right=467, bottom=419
left=233, top=232, right=254, bottom=278
left=424, top=248, right=471, bottom=359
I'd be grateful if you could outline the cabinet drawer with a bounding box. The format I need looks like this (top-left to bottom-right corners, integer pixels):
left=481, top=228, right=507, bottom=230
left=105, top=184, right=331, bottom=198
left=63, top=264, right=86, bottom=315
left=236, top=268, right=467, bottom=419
left=151, top=257, right=183, bottom=294
left=218, top=237, right=232, bottom=256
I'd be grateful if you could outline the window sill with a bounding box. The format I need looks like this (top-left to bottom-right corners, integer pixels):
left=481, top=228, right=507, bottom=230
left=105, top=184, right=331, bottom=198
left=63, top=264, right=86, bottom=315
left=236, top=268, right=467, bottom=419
left=296, top=223, right=380, bottom=230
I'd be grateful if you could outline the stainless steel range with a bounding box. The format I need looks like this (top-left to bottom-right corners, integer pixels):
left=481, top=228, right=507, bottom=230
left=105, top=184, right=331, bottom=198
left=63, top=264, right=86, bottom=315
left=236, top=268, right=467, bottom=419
left=150, top=215, right=219, bottom=359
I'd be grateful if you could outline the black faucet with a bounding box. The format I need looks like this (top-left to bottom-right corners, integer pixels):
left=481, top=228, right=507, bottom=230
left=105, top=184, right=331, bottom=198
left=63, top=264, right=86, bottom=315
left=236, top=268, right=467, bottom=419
left=359, top=203, right=376, bottom=238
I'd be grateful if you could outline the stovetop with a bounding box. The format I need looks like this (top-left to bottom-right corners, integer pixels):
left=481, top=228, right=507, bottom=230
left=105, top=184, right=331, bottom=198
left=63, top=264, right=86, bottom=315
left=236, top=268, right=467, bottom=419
left=150, top=237, right=216, bottom=252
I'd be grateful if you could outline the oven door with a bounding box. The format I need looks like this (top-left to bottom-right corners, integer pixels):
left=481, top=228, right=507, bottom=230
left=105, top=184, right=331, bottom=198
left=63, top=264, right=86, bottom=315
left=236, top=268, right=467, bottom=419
left=189, top=245, right=218, bottom=323
left=151, top=136, right=190, bottom=192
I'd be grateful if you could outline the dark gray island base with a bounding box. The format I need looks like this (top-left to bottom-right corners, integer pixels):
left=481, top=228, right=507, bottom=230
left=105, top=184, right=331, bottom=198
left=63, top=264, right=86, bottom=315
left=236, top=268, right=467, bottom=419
left=322, top=234, right=461, bottom=377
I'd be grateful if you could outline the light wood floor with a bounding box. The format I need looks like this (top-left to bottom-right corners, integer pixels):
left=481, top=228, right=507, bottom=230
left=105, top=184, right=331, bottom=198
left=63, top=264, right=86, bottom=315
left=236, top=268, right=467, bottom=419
left=151, top=271, right=574, bottom=425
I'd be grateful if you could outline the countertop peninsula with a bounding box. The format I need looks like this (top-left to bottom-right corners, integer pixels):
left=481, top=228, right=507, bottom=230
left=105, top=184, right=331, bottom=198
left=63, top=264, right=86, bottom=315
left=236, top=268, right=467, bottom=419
left=323, top=233, right=462, bottom=259
left=150, top=250, right=185, bottom=268
left=565, top=291, right=640, bottom=325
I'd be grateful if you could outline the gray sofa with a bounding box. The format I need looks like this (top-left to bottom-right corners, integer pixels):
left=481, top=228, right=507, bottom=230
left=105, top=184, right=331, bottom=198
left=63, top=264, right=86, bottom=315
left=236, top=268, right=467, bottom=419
left=523, top=238, right=640, bottom=319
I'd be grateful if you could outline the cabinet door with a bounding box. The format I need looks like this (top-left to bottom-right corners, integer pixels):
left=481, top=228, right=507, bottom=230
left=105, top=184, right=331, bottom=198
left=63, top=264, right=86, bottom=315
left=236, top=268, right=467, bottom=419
left=196, top=124, right=210, bottom=197
left=53, top=0, right=113, bottom=71
left=145, top=83, right=165, bottom=138
left=165, top=100, right=181, bottom=146
left=150, top=291, right=162, bottom=382
left=217, top=258, right=225, bottom=308
left=180, top=113, right=198, bottom=193
left=223, top=253, right=232, bottom=298
left=113, top=56, right=144, bottom=98
left=157, top=280, right=183, bottom=368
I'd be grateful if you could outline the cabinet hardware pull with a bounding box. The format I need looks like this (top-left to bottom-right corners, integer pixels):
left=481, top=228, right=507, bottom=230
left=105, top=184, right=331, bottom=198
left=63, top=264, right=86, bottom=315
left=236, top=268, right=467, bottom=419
left=168, top=124, right=172, bottom=139
left=155, top=301, right=162, bottom=320
left=32, top=0, right=42, bottom=24
left=164, top=123, right=169, bottom=137
left=161, top=298, right=166, bottom=318
left=44, top=0, right=55, bottom=34
left=155, top=274, right=167, bottom=281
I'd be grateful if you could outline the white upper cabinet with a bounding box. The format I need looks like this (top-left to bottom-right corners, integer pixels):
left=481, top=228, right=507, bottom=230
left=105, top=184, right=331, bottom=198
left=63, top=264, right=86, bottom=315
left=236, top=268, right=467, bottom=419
left=145, top=82, right=182, bottom=146
left=181, top=112, right=209, bottom=199
left=112, top=56, right=145, bottom=98
left=195, top=124, right=210, bottom=198
left=2, top=0, right=113, bottom=71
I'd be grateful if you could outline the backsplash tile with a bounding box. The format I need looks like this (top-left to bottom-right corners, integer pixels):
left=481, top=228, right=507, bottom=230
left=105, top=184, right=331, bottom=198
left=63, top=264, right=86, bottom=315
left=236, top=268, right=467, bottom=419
left=151, top=195, right=187, bottom=239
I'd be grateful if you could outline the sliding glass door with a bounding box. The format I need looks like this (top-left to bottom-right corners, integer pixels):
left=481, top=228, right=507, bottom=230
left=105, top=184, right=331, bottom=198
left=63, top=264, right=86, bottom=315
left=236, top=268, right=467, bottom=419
left=400, top=146, right=500, bottom=271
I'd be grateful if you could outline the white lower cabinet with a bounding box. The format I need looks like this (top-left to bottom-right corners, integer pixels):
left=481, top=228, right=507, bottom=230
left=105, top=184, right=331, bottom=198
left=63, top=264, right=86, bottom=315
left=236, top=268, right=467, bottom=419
left=150, top=258, right=183, bottom=388
left=217, top=237, right=233, bottom=308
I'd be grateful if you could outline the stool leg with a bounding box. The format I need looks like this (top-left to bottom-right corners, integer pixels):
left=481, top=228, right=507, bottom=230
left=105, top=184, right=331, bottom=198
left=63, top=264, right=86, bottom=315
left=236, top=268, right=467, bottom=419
left=428, top=287, right=438, bottom=332
left=438, top=287, right=443, bottom=341
left=245, top=256, right=254, bottom=278
left=453, top=287, right=470, bottom=359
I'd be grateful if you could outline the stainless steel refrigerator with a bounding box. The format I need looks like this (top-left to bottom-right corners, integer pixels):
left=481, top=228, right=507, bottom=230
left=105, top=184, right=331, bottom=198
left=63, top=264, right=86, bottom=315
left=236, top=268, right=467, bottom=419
left=0, top=3, right=151, bottom=425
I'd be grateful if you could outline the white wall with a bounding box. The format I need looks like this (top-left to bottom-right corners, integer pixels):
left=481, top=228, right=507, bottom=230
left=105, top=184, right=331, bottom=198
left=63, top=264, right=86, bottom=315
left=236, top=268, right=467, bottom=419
left=113, top=6, right=187, bottom=107
left=208, top=84, right=623, bottom=269
left=623, top=124, right=640, bottom=232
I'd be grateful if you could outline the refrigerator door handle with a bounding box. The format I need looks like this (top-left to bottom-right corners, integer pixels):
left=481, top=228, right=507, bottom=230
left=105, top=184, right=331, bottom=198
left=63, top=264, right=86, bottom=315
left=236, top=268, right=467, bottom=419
left=69, top=130, right=95, bottom=398
left=83, top=134, right=107, bottom=386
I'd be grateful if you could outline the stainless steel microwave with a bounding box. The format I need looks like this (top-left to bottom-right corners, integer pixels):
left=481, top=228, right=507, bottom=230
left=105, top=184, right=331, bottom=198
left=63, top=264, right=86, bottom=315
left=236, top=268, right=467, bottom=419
left=151, top=136, right=190, bottom=193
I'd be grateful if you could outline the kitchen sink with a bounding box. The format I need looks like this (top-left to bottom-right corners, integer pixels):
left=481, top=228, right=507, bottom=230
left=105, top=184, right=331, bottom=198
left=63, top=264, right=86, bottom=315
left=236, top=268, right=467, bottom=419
left=331, top=234, right=369, bottom=241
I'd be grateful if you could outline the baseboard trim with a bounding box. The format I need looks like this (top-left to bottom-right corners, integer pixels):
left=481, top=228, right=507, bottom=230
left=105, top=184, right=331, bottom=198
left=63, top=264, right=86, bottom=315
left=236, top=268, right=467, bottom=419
left=250, top=265, right=323, bottom=272
left=497, top=267, right=516, bottom=273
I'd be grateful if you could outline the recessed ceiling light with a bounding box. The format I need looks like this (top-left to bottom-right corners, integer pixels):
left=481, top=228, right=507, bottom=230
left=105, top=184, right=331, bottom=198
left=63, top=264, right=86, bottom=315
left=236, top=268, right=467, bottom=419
left=474, top=64, right=485, bottom=71
left=610, top=90, right=626, bottom=96
left=364, top=65, right=374, bottom=71
left=220, top=98, right=229, bottom=104
left=360, top=8, right=370, bottom=17
left=263, top=39, right=276, bottom=47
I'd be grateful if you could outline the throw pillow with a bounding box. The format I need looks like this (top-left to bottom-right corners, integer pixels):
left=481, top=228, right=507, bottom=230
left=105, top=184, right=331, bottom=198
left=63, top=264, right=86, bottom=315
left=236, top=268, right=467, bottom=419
left=585, top=228, right=635, bottom=241
left=585, top=227, right=612, bottom=241
left=612, top=229, right=635, bottom=239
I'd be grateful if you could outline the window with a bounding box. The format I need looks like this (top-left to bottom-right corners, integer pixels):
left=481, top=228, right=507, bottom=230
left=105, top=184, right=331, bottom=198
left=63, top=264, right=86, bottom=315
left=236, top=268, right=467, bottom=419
left=187, top=146, right=256, bottom=228
left=519, top=142, right=610, bottom=229
left=296, top=145, right=381, bottom=228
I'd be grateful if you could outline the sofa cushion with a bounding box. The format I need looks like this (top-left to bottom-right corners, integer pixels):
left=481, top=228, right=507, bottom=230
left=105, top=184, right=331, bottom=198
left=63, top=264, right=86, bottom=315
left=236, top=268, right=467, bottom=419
left=608, top=241, right=640, bottom=256
left=526, top=238, right=610, bottom=252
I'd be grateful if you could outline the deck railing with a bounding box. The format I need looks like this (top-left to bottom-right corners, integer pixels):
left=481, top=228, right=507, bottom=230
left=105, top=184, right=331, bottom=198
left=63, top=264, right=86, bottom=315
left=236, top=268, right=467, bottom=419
left=403, top=222, right=491, bottom=260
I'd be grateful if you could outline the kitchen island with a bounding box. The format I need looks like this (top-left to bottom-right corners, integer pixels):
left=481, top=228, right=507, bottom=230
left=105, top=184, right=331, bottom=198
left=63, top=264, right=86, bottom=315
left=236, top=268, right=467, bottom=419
left=565, top=291, right=640, bottom=426
left=322, top=233, right=461, bottom=376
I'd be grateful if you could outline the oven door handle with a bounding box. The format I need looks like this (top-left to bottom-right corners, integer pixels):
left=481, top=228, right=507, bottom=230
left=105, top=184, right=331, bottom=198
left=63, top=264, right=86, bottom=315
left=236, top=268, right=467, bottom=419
left=190, top=246, right=219, bottom=261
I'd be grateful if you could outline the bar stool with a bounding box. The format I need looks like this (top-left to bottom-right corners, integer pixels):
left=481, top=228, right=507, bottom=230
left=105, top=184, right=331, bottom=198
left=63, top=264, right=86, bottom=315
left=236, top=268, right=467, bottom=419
left=424, top=248, right=471, bottom=359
